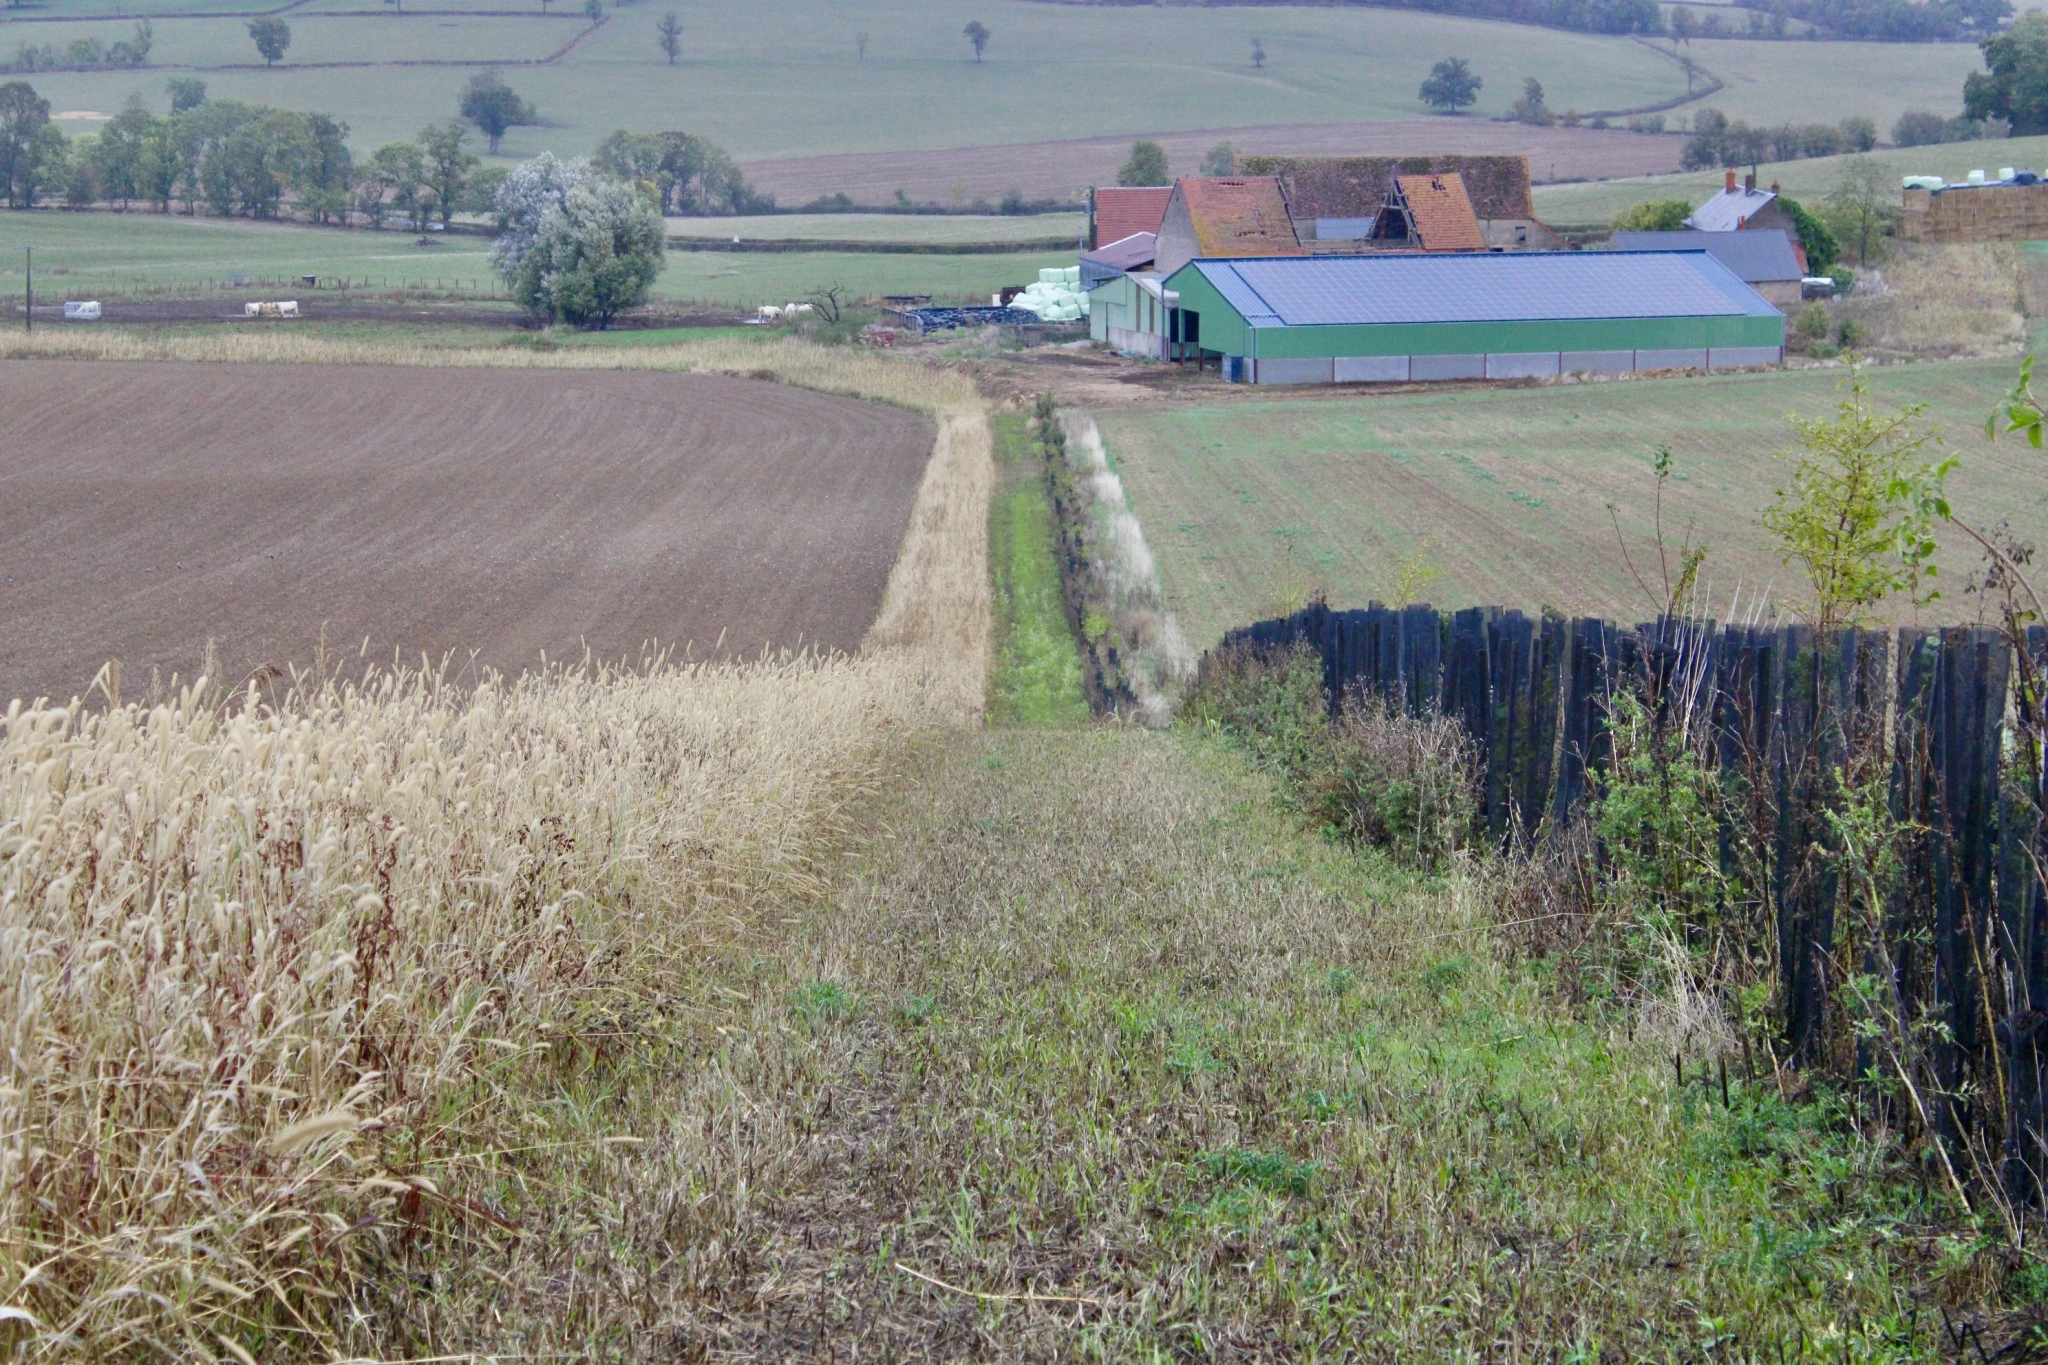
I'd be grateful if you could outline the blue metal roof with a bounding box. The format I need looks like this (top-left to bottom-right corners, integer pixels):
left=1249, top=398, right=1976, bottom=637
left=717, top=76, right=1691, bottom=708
left=1609, top=229, right=1802, bottom=283
left=1168, top=251, right=1781, bottom=328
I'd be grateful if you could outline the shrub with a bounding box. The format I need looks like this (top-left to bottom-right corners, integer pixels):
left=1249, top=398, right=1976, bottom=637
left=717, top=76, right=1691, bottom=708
left=1305, top=694, right=1481, bottom=869
left=1182, top=644, right=1479, bottom=869
left=1837, top=317, right=1867, bottom=348
left=1611, top=198, right=1691, bottom=232
left=1891, top=109, right=1947, bottom=147
left=1795, top=302, right=1832, bottom=338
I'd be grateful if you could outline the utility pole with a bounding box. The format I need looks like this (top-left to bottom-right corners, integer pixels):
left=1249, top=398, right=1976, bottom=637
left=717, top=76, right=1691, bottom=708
left=23, top=246, right=30, bottom=333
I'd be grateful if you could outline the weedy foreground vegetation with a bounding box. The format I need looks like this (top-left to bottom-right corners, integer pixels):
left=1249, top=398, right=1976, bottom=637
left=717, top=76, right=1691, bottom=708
left=0, top=332, right=991, bottom=1355
left=2, top=331, right=2040, bottom=1357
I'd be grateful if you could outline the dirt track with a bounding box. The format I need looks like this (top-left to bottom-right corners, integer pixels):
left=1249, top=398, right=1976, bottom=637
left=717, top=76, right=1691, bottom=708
left=741, top=121, right=1688, bottom=208
left=0, top=361, right=932, bottom=704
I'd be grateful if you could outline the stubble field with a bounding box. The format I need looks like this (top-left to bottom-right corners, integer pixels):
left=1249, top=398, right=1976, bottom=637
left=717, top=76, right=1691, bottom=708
left=0, top=359, right=934, bottom=703
left=1092, top=360, right=2048, bottom=647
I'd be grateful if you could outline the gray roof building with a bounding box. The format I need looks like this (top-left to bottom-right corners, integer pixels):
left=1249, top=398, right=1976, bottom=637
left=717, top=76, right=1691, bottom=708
left=1610, top=229, right=1803, bottom=284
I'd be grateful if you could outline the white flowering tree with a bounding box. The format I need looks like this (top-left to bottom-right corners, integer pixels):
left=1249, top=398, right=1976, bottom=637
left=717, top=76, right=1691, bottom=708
left=497, top=168, right=664, bottom=328
left=489, top=151, right=585, bottom=280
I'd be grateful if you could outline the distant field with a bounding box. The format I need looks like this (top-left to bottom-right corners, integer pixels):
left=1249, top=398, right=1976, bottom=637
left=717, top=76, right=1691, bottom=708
left=656, top=248, right=1068, bottom=304
left=1093, top=361, right=2048, bottom=647
left=1535, top=134, right=2048, bottom=227
left=0, top=211, right=1064, bottom=305
left=743, top=121, right=1689, bottom=209
left=1680, top=36, right=1981, bottom=132
left=5, top=0, right=1696, bottom=162
left=0, top=210, right=496, bottom=297
left=666, top=213, right=1086, bottom=245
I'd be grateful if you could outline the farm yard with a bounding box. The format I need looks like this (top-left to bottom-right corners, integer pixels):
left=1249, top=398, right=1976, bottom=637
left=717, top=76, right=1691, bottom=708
left=1091, top=359, right=2048, bottom=648
left=0, top=359, right=932, bottom=702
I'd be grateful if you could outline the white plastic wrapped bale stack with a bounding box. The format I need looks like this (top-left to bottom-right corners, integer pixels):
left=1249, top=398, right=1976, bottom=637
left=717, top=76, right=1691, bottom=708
left=1010, top=265, right=1087, bottom=323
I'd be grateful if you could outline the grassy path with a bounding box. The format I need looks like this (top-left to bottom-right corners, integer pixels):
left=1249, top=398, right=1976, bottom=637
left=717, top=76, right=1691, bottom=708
left=451, top=727, right=1959, bottom=1356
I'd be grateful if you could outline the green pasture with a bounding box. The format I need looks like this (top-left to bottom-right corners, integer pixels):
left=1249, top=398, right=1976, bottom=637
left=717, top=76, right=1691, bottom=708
left=666, top=212, right=1086, bottom=245
left=0, top=210, right=1065, bottom=304
left=8, top=0, right=1691, bottom=162
left=1093, top=360, right=2048, bottom=647
left=1535, top=133, right=2048, bottom=228
left=656, top=246, right=1067, bottom=305
left=0, top=210, right=498, bottom=296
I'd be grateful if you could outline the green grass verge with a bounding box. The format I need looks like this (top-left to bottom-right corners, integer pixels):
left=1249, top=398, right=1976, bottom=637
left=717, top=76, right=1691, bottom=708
left=1093, top=359, right=2048, bottom=647
left=986, top=412, right=1088, bottom=726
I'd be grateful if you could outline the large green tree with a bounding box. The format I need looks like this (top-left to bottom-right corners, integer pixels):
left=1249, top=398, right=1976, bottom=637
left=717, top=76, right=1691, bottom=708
left=502, top=172, right=664, bottom=327
left=458, top=70, right=536, bottom=155
left=1419, top=57, right=1482, bottom=114
left=0, top=80, right=63, bottom=209
left=1117, top=139, right=1168, bottom=187
left=246, top=17, right=291, bottom=65
left=1965, top=12, right=2048, bottom=134
left=418, top=121, right=477, bottom=226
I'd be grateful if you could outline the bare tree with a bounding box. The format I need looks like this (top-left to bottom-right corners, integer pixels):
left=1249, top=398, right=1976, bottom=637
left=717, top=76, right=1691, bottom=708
left=1251, top=37, right=1265, bottom=68
left=657, top=10, right=681, bottom=64
left=806, top=283, right=849, bottom=323
left=856, top=29, right=869, bottom=59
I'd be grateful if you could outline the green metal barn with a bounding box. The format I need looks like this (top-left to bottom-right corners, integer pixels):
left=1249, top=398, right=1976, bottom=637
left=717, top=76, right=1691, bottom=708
left=1155, top=251, right=1786, bottom=384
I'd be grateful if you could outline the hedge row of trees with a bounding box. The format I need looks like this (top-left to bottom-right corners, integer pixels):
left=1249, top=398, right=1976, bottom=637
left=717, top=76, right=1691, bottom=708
left=1771, top=0, right=2007, bottom=40
left=0, top=75, right=767, bottom=225
left=1679, top=108, right=1879, bottom=171
left=5, top=20, right=151, bottom=74
left=590, top=130, right=771, bottom=215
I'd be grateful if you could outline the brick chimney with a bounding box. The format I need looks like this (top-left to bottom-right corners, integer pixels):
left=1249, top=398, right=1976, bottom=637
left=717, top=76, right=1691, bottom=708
left=1725, top=169, right=1737, bottom=193
left=1745, top=171, right=1757, bottom=193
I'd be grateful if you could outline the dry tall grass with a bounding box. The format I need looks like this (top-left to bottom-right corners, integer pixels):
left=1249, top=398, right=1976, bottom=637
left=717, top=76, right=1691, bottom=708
left=0, top=336, right=991, bottom=1355
left=1835, top=241, right=2026, bottom=360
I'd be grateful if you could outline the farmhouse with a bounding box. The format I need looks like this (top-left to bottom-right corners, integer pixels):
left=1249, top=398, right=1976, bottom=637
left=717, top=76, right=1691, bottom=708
left=1364, top=173, right=1487, bottom=251
left=1688, top=170, right=1800, bottom=240
left=1156, top=250, right=1786, bottom=385
left=1609, top=228, right=1806, bottom=307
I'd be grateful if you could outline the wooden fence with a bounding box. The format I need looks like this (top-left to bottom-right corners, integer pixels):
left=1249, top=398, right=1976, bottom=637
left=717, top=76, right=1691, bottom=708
left=1219, top=601, right=2048, bottom=1202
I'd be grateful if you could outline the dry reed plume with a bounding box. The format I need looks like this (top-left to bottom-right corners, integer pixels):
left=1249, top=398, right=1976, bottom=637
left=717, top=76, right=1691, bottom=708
left=0, top=337, right=992, bottom=1355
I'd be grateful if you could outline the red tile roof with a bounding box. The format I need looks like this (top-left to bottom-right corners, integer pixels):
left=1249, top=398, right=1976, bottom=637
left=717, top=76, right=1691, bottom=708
left=1092, top=187, right=1172, bottom=249
left=1177, top=177, right=1302, bottom=258
left=1394, top=173, right=1485, bottom=252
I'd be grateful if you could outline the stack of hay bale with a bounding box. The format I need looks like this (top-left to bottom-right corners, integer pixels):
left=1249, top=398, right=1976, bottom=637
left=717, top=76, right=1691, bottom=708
left=1008, top=266, right=1087, bottom=322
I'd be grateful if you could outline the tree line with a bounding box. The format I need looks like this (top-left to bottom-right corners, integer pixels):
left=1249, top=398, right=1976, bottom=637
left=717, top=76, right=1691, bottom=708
left=1680, top=108, right=1879, bottom=171
left=5, top=20, right=151, bottom=74
left=0, top=73, right=768, bottom=222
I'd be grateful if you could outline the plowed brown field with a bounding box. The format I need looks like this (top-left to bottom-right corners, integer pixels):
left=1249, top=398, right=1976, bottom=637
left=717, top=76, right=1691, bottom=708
left=0, top=361, right=933, bottom=704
